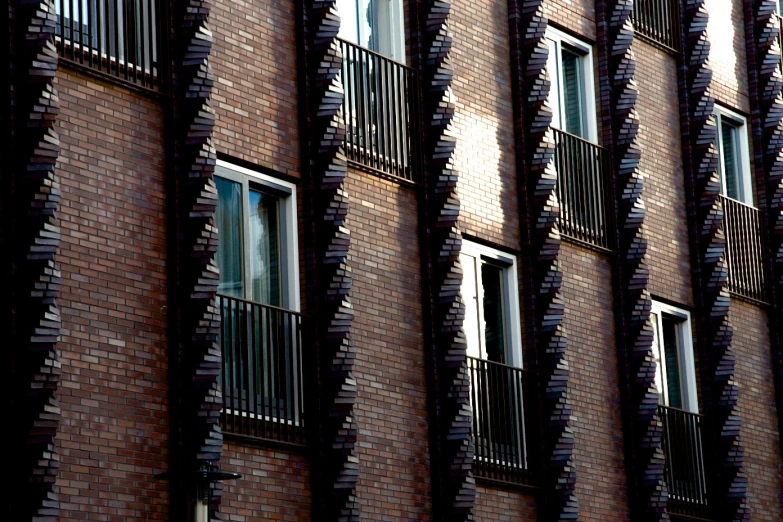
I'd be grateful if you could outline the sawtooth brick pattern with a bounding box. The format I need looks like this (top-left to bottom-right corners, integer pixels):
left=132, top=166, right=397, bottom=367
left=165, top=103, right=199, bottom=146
left=422, top=0, right=476, bottom=519
left=561, top=243, right=630, bottom=522
left=211, top=0, right=300, bottom=177
left=730, top=301, right=783, bottom=521
left=307, top=1, right=360, bottom=519
left=635, top=40, right=694, bottom=307
left=474, top=486, right=537, bottom=520
left=221, top=443, right=311, bottom=520
left=451, top=0, right=519, bottom=249
left=13, top=0, right=64, bottom=518
left=706, top=0, right=751, bottom=113
left=516, top=1, right=577, bottom=519
left=683, top=0, right=749, bottom=518
left=346, top=169, right=432, bottom=521
left=54, top=69, right=169, bottom=520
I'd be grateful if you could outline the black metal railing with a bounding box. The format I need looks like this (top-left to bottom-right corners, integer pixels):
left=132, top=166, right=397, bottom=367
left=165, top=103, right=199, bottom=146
left=722, top=195, right=768, bottom=303
left=632, top=0, right=682, bottom=52
left=659, top=405, right=710, bottom=519
left=54, top=0, right=161, bottom=90
left=467, top=356, right=530, bottom=485
left=553, top=128, right=613, bottom=251
left=339, top=38, right=419, bottom=183
left=218, top=294, right=306, bottom=445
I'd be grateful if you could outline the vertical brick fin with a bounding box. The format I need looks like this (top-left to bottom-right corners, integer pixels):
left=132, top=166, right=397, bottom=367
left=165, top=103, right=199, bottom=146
left=422, top=1, right=475, bottom=520
left=175, top=0, right=224, bottom=518
left=683, top=1, right=749, bottom=520
left=606, top=2, right=667, bottom=520
left=515, top=2, right=577, bottom=520
left=308, top=2, right=360, bottom=520
left=747, top=0, right=783, bottom=462
left=14, top=0, right=63, bottom=520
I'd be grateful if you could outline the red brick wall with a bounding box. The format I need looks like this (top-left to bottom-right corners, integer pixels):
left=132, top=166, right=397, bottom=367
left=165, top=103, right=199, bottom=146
left=211, top=0, right=300, bottom=177
left=561, top=243, right=631, bottom=521
left=706, top=0, right=750, bottom=113
left=221, top=443, right=311, bottom=520
left=634, top=40, right=694, bottom=307
left=451, top=0, right=520, bottom=248
left=54, top=69, right=169, bottom=520
left=546, top=0, right=596, bottom=41
left=474, top=485, right=537, bottom=520
left=346, top=169, right=432, bottom=519
left=730, top=301, right=783, bottom=521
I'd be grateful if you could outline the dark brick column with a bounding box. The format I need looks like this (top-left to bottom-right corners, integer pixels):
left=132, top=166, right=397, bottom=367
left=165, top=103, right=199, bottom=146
left=305, top=2, right=360, bottom=520
left=509, top=1, right=577, bottom=520
left=11, top=0, right=63, bottom=519
left=681, top=1, right=749, bottom=519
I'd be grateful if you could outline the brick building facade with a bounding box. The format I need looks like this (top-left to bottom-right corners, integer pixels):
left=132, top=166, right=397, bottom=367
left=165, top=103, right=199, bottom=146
left=4, top=0, right=783, bottom=521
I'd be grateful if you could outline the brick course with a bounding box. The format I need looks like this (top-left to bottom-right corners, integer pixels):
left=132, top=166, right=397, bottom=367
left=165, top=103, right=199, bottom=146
left=346, top=169, right=432, bottom=520
left=53, top=69, right=169, bottom=520
left=474, top=485, right=537, bottom=520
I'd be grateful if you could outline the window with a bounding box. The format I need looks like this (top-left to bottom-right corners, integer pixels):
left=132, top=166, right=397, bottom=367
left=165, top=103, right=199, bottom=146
left=336, top=0, right=405, bottom=61
left=651, top=301, right=709, bottom=516
left=650, top=302, right=698, bottom=412
left=55, top=0, right=160, bottom=87
left=715, top=105, right=753, bottom=206
left=215, top=162, right=305, bottom=443
left=215, top=162, right=299, bottom=309
left=461, top=242, right=528, bottom=482
left=546, top=27, right=597, bottom=143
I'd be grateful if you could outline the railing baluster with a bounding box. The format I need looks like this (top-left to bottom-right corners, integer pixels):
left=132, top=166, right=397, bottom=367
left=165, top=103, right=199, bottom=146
left=722, top=195, right=768, bottom=302
left=631, top=0, right=681, bottom=52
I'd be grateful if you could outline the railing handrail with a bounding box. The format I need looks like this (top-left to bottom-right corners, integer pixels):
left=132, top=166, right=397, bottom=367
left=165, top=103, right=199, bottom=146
left=467, top=355, right=526, bottom=373
left=216, top=292, right=305, bottom=318
left=719, top=193, right=758, bottom=212
left=551, top=126, right=604, bottom=149
left=658, top=403, right=704, bottom=419
left=337, top=36, right=414, bottom=71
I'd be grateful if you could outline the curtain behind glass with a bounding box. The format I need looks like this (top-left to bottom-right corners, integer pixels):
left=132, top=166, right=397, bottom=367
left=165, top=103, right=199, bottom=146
left=215, top=176, right=243, bottom=297
left=562, top=49, right=584, bottom=138
left=662, top=315, right=684, bottom=409
left=481, top=262, right=507, bottom=364
left=721, top=121, right=740, bottom=201
left=249, top=189, right=281, bottom=306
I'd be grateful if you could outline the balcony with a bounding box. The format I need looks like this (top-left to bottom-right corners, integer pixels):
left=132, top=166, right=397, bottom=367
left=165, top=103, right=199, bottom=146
left=55, top=0, right=161, bottom=90
left=552, top=128, right=614, bottom=251
left=468, top=356, right=531, bottom=486
left=631, top=0, right=682, bottom=52
left=217, top=294, right=307, bottom=445
left=338, top=38, right=419, bottom=183
left=659, top=405, right=710, bottom=519
left=722, top=195, right=768, bottom=303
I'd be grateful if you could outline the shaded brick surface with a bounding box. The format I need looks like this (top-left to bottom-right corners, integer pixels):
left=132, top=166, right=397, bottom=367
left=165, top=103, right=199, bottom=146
left=561, top=243, right=630, bottom=522
left=54, top=69, right=169, bottom=520
left=346, top=169, right=432, bottom=520
left=211, top=0, right=300, bottom=177
left=635, top=40, right=694, bottom=307
left=474, top=485, right=537, bottom=520
left=730, top=300, right=783, bottom=522
left=222, top=443, right=311, bottom=520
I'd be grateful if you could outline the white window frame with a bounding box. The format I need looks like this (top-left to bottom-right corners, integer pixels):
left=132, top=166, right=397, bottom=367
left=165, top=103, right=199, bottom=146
left=459, top=241, right=523, bottom=369
left=215, top=160, right=300, bottom=312
left=714, top=104, right=754, bottom=207
left=545, top=26, right=598, bottom=143
left=650, top=301, right=699, bottom=413
left=336, top=0, right=405, bottom=62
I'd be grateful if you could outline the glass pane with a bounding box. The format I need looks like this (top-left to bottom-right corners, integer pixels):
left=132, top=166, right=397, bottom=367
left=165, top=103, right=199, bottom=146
left=460, top=253, right=483, bottom=360
left=662, top=315, right=684, bottom=409
left=249, top=189, right=281, bottom=306
left=562, top=49, right=585, bottom=138
left=481, top=262, right=507, bottom=364
left=651, top=312, right=666, bottom=405
left=337, top=0, right=360, bottom=44
left=215, top=177, right=244, bottom=297
left=721, top=120, right=740, bottom=201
